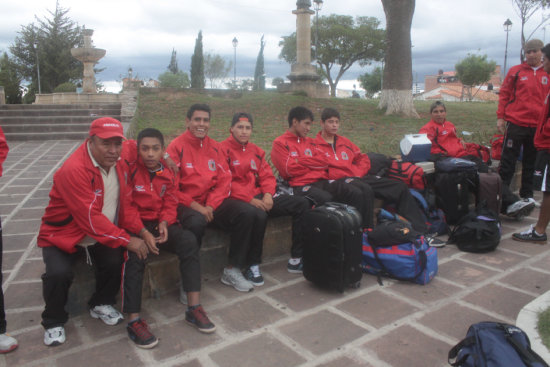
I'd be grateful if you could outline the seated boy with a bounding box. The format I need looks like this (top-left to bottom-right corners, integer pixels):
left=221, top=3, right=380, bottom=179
left=121, top=128, right=215, bottom=349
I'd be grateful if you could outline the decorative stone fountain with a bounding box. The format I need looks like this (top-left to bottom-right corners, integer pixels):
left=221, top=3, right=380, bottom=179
left=70, top=29, right=106, bottom=94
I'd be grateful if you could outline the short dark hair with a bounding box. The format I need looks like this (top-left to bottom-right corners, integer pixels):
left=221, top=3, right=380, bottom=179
left=186, top=104, right=211, bottom=119
left=231, top=112, right=253, bottom=127
left=287, top=106, right=314, bottom=127
left=137, top=128, right=164, bottom=147
left=321, top=107, right=340, bottom=122
left=542, top=43, right=550, bottom=59
left=429, top=101, right=446, bottom=113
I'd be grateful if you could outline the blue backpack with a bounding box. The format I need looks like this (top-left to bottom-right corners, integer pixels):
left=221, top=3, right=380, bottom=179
left=448, top=322, right=549, bottom=367
left=409, top=189, right=448, bottom=236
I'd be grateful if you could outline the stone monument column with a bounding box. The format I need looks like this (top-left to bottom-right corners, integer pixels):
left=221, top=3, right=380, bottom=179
left=289, top=0, right=319, bottom=82
left=71, top=29, right=106, bottom=94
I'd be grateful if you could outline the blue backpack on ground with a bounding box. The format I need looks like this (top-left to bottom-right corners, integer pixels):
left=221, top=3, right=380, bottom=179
left=409, top=189, right=448, bottom=236
left=361, top=221, right=438, bottom=285
left=448, top=322, right=549, bottom=367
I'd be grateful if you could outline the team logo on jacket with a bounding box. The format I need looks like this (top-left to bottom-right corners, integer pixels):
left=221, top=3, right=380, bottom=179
left=341, top=151, right=349, bottom=160
left=290, top=151, right=298, bottom=157
left=441, top=130, right=448, bottom=135
left=521, top=76, right=528, bottom=81
left=134, top=185, right=145, bottom=192
left=208, top=159, right=216, bottom=171
left=185, top=162, right=193, bottom=169
left=543, top=76, right=549, bottom=85
left=507, top=139, right=513, bottom=148
left=250, top=159, right=257, bottom=170
left=160, top=185, right=166, bottom=197
left=302, top=185, right=311, bottom=192
left=232, top=160, right=240, bottom=166
left=534, top=170, right=542, bottom=177
left=304, top=149, right=312, bottom=156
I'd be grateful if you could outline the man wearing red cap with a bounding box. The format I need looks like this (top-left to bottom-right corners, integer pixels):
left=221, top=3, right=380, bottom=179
left=37, top=117, right=150, bottom=347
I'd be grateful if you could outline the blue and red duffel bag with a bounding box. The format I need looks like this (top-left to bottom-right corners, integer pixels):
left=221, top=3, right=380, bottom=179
left=361, top=221, right=438, bottom=285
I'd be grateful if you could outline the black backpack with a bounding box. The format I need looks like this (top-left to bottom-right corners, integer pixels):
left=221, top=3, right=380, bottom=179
left=448, top=204, right=501, bottom=253
left=448, top=321, right=549, bottom=367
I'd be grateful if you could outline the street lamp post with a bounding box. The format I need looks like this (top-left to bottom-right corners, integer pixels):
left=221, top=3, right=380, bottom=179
left=35, top=42, right=41, bottom=95
left=313, top=0, right=324, bottom=61
left=503, top=18, right=513, bottom=80
left=232, top=37, right=238, bottom=85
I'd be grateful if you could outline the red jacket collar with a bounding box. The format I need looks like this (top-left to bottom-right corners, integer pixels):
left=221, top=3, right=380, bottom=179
left=224, top=135, right=249, bottom=152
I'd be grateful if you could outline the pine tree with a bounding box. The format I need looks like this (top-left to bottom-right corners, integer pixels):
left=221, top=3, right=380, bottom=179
left=190, top=31, right=205, bottom=89
left=167, top=48, right=179, bottom=74
left=253, top=35, right=266, bottom=91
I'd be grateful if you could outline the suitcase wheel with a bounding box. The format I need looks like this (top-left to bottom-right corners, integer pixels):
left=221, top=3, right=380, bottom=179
left=349, top=281, right=361, bottom=289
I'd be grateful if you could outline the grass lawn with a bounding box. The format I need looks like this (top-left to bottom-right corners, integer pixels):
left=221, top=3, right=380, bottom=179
left=539, top=307, right=550, bottom=350
left=134, top=89, right=499, bottom=157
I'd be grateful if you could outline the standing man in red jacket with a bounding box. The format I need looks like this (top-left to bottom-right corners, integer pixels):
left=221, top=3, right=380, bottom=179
left=38, top=118, right=150, bottom=347
left=220, top=113, right=311, bottom=275
left=497, top=39, right=550, bottom=206
left=0, top=127, right=18, bottom=353
left=514, top=43, right=550, bottom=243
left=166, top=104, right=263, bottom=293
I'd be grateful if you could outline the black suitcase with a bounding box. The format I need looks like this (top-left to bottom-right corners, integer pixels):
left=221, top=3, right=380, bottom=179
left=477, top=172, right=502, bottom=215
left=301, top=202, right=363, bottom=292
left=434, top=170, right=478, bottom=225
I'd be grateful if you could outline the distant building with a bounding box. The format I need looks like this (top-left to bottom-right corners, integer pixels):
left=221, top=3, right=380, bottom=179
left=416, top=66, right=501, bottom=102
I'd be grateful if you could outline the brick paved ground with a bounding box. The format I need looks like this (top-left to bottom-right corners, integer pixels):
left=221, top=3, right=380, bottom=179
left=0, top=140, right=549, bottom=367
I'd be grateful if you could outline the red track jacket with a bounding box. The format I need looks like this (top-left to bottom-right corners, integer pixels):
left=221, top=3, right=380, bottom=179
left=535, top=93, right=550, bottom=152
left=0, top=127, right=8, bottom=177
left=38, top=141, right=142, bottom=253
left=166, top=130, right=231, bottom=209
left=419, top=119, right=468, bottom=157
left=271, top=131, right=328, bottom=187
left=497, top=63, right=550, bottom=127
left=220, top=136, right=276, bottom=202
left=122, top=141, right=178, bottom=226
left=313, top=131, right=370, bottom=179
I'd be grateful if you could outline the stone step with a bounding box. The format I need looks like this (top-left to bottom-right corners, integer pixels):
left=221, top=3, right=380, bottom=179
left=0, top=103, right=121, bottom=110
left=0, top=108, right=122, bottom=117
left=0, top=115, right=121, bottom=125
left=2, top=123, right=92, bottom=134
left=5, top=131, right=90, bottom=141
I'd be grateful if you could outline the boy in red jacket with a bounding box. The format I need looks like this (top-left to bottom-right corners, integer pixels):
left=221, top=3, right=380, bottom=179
left=38, top=118, right=151, bottom=347
left=120, top=128, right=215, bottom=349
left=220, top=113, right=311, bottom=275
left=166, top=104, right=264, bottom=293
left=0, top=127, right=18, bottom=353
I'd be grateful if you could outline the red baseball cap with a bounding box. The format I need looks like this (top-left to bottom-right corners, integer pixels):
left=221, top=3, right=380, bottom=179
left=89, top=117, right=125, bottom=139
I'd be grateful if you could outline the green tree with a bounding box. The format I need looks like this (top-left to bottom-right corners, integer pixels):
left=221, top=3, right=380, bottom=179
left=253, top=35, right=266, bottom=91
left=190, top=31, right=205, bottom=89
left=455, top=53, right=496, bottom=101
left=167, top=48, right=179, bottom=74
left=358, top=67, right=382, bottom=98
left=204, top=53, right=231, bottom=88
left=279, top=14, right=385, bottom=97
left=513, top=0, right=550, bottom=61
left=0, top=52, right=23, bottom=104
left=271, top=76, right=285, bottom=87
left=158, top=70, right=190, bottom=88
left=9, top=2, right=83, bottom=98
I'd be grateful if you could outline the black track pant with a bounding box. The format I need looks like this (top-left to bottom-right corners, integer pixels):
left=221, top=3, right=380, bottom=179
left=268, top=194, right=311, bottom=258
left=178, top=199, right=266, bottom=269
left=41, top=244, right=124, bottom=329
left=0, top=218, right=6, bottom=333
left=499, top=122, right=537, bottom=199
left=121, top=222, right=200, bottom=314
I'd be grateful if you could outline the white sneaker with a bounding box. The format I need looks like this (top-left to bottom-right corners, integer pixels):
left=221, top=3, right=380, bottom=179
left=525, top=197, right=541, bottom=209
left=221, top=267, right=254, bottom=292
left=179, top=284, right=187, bottom=305
left=44, top=326, right=65, bottom=347
left=90, top=305, right=124, bottom=326
left=506, top=199, right=535, bottom=219
left=0, top=333, right=18, bottom=353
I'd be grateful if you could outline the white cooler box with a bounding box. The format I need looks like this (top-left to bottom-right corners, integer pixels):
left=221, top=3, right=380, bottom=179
left=400, top=134, right=432, bottom=163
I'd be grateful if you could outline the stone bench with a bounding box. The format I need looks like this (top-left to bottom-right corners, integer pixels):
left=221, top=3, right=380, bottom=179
left=68, top=216, right=292, bottom=315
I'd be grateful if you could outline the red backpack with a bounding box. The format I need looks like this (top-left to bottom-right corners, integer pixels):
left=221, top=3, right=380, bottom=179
left=386, top=160, right=426, bottom=190
left=490, top=134, right=504, bottom=160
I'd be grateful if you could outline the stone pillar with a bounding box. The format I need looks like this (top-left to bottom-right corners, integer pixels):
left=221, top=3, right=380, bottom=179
left=71, top=29, right=106, bottom=94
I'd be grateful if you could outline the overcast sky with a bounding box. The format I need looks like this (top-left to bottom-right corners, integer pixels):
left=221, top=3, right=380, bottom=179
left=0, top=0, right=547, bottom=90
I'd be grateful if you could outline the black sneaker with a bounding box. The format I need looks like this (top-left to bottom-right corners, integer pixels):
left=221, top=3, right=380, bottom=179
left=127, top=319, right=158, bottom=349
left=243, top=265, right=264, bottom=286
left=426, top=236, right=446, bottom=248
left=185, top=305, right=216, bottom=333
left=512, top=225, right=547, bottom=244
left=287, top=259, right=303, bottom=273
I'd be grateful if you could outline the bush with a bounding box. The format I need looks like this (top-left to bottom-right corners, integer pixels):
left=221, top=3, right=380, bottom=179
left=54, top=82, right=77, bottom=93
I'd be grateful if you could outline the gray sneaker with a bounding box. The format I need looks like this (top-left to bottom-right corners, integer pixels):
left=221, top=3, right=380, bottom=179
left=506, top=199, right=535, bottom=219
left=221, top=267, right=254, bottom=292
